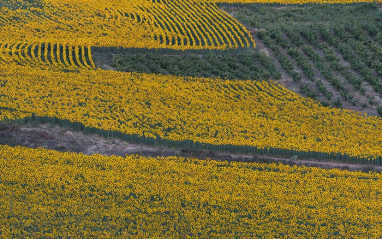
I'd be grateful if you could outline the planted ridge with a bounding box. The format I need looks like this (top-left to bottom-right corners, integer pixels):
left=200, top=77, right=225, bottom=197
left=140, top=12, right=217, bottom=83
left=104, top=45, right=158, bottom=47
left=0, top=42, right=96, bottom=70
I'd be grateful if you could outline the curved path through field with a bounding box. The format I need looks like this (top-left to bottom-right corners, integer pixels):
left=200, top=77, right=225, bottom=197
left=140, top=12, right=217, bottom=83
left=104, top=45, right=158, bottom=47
left=1, top=122, right=381, bottom=173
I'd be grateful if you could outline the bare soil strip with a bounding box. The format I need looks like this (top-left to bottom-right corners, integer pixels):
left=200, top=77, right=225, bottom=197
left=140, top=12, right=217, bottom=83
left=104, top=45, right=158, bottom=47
left=1, top=122, right=381, bottom=173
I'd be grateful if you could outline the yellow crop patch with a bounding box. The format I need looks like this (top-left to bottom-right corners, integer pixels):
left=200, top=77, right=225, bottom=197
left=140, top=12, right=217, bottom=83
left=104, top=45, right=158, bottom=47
left=1, top=145, right=382, bottom=237
left=1, top=64, right=382, bottom=160
left=0, top=42, right=95, bottom=70
left=0, top=0, right=254, bottom=50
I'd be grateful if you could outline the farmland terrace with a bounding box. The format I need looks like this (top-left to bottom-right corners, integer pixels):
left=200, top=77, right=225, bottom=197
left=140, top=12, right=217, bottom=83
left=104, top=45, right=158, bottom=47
left=92, top=3, right=382, bottom=116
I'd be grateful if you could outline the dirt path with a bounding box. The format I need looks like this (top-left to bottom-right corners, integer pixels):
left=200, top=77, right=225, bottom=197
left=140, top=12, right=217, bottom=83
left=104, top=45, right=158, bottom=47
left=1, top=122, right=380, bottom=173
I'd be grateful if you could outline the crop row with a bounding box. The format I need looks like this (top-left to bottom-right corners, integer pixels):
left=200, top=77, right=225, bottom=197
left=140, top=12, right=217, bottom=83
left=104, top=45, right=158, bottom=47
left=212, top=0, right=381, bottom=3
left=0, top=42, right=95, bottom=70
left=1, top=145, right=382, bottom=237
left=0, top=0, right=254, bottom=50
left=1, top=64, right=382, bottom=160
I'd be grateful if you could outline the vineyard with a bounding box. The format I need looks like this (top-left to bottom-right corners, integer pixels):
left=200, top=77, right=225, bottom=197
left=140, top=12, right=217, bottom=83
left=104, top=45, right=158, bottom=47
left=105, top=48, right=280, bottom=81
left=221, top=3, right=382, bottom=115
left=2, top=0, right=382, bottom=237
